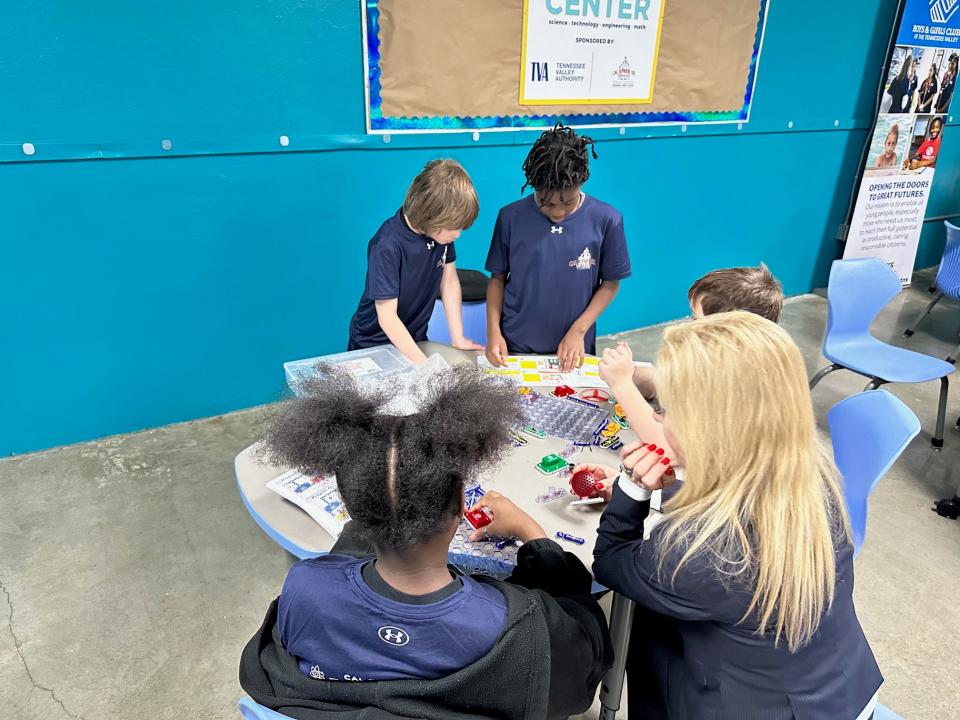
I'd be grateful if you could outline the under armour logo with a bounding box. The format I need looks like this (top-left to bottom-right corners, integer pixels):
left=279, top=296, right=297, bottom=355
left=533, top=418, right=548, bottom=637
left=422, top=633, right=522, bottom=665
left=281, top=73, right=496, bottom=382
left=426, top=241, right=435, bottom=250
left=551, top=226, right=564, bottom=234
left=378, top=626, right=410, bottom=646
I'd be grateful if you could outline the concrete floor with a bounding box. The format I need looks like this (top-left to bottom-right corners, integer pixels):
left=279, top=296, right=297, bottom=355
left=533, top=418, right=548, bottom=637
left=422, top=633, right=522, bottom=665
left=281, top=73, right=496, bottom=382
left=2, top=270, right=959, bottom=720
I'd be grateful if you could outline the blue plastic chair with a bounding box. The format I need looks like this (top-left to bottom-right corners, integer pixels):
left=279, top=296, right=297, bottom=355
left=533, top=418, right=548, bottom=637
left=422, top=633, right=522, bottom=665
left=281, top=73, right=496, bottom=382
left=828, top=390, right=921, bottom=555
left=810, top=258, right=955, bottom=449
left=238, top=696, right=294, bottom=720
left=903, top=219, right=960, bottom=364
left=873, top=702, right=906, bottom=719
left=427, top=299, right=488, bottom=345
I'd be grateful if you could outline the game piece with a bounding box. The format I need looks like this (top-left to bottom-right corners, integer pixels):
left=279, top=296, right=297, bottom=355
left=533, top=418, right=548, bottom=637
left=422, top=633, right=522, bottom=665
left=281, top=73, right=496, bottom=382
left=536, top=453, right=569, bottom=475
left=464, top=483, right=486, bottom=509
left=556, top=531, right=585, bottom=545
left=517, top=386, right=532, bottom=395
left=521, top=425, right=547, bottom=438
left=557, top=443, right=578, bottom=459
left=465, top=506, right=493, bottom=530
left=570, top=497, right=605, bottom=506
left=613, top=403, right=625, bottom=418
left=600, top=435, right=620, bottom=449
left=508, top=429, right=529, bottom=447
left=579, top=388, right=611, bottom=403
left=570, top=468, right=604, bottom=499
left=495, top=537, right=518, bottom=550
left=599, top=421, right=622, bottom=438
left=610, top=441, right=624, bottom=451
left=536, top=486, right=569, bottom=503
left=566, top=395, right=605, bottom=409
left=551, top=384, right=576, bottom=398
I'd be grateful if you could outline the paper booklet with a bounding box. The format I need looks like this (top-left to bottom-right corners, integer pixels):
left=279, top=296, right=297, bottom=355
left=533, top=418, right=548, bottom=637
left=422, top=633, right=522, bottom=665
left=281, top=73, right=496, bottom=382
left=266, top=470, right=349, bottom=539
left=476, top=354, right=609, bottom=388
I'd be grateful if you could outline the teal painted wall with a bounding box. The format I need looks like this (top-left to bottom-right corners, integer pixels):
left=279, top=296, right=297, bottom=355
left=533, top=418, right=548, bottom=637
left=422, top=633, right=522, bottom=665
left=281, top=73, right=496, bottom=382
left=2, top=0, right=957, bottom=455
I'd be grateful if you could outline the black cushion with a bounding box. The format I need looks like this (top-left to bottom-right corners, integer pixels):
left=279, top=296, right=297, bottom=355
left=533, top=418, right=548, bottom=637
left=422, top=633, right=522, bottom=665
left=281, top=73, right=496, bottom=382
left=452, top=268, right=488, bottom=302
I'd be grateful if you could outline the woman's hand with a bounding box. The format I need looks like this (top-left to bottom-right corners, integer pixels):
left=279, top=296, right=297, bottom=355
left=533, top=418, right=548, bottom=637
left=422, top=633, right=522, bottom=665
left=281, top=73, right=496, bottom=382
left=570, top=463, right=618, bottom=502
left=599, top=342, right=635, bottom=389
left=468, top=491, right=546, bottom=542
left=619, top=440, right=676, bottom=492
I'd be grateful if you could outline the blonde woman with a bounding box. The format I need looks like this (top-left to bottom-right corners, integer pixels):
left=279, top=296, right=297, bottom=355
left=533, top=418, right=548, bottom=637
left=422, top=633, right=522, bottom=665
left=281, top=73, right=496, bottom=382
left=588, top=312, right=882, bottom=719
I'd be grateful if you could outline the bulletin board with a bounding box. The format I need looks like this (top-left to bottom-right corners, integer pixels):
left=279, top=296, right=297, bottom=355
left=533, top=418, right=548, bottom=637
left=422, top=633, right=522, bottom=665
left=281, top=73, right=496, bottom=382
left=362, top=0, right=770, bottom=133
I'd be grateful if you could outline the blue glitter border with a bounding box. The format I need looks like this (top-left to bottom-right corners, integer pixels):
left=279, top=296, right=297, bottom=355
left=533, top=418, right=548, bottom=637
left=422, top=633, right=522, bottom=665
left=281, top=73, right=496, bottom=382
left=364, top=0, right=768, bottom=132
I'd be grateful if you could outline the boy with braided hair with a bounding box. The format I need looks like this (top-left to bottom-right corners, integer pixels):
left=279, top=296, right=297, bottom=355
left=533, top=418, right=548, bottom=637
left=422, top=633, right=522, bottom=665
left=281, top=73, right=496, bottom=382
left=485, top=124, right=631, bottom=371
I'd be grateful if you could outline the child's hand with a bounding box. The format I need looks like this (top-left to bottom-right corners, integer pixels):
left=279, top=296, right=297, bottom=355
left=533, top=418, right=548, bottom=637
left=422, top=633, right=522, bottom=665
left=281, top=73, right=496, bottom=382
left=557, top=328, right=586, bottom=371
left=599, top=342, right=635, bottom=388
left=468, top=491, right=546, bottom=542
left=451, top=335, right=484, bottom=351
left=570, top=463, right=618, bottom=502
left=619, top=441, right=676, bottom=492
left=485, top=332, right=509, bottom=367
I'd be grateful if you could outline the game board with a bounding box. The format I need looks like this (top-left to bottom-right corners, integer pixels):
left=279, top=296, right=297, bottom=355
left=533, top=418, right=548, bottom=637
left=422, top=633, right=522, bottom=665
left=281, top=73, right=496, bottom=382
left=476, top=354, right=607, bottom=388
left=448, top=520, right=520, bottom=578
left=519, top=389, right=608, bottom=444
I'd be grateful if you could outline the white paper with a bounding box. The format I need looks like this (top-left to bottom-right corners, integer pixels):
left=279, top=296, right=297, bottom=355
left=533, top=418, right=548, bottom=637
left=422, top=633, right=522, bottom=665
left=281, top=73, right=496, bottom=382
left=476, top=354, right=608, bottom=389
left=267, top=470, right=350, bottom=539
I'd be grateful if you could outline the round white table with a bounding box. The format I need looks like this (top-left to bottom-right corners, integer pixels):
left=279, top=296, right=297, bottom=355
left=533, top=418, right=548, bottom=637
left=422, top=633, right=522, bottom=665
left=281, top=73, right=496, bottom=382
left=235, top=341, right=637, bottom=718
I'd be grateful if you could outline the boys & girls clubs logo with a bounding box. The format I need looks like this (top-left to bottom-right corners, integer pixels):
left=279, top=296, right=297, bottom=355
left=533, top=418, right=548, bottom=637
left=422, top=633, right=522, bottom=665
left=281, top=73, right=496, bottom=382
left=930, top=0, right=959, bottom=24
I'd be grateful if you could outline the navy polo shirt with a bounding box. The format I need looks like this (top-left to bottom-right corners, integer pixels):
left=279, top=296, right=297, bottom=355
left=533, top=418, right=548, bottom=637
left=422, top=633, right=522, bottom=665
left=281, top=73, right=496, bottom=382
left=485, top=194, right=631, bottom=355
left=348, top=209, right=455, bottom=349
left=278, top=555, right=508, bottom=682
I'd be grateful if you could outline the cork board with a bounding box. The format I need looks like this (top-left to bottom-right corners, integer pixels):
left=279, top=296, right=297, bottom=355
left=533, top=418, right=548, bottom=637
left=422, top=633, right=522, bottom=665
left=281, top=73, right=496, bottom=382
left=363, top=0, right=768, bottom=132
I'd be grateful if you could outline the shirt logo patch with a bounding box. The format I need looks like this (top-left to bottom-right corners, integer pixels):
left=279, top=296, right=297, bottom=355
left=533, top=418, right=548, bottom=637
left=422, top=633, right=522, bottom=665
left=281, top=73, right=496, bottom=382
left=436, top=245, right=448, bottom=268
left=378, top=626, right=410, bottom=646
left=569, top=247, right=597, bottom=271
left=309, top=666, right=326, bottom=679
left=551, top=225, right=564, bottom=234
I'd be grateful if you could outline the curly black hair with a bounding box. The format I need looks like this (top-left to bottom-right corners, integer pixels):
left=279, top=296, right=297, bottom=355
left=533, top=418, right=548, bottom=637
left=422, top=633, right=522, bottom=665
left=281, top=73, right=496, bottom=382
left=258, top=364, right=523, bottom=550
left=521, top=123, right=598, bottom=194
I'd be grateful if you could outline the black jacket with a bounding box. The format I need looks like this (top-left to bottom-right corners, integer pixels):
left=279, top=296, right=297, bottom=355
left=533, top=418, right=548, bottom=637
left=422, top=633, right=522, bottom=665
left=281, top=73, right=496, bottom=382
left=240, top=537, right=612, bottom=720
left=594, top=484, right=883, bottom=719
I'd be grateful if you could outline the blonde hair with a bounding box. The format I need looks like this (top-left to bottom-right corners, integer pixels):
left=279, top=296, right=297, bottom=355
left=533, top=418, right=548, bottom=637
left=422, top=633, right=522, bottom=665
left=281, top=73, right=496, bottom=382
left=655, top=312, right=849, bottom=651
left=403, top=159, right=479, bottom=234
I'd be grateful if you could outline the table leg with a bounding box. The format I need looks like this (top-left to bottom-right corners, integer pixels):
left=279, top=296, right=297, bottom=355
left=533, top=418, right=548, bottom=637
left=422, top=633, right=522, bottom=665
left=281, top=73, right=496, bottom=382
left=599, top=592, right=636, bottom=720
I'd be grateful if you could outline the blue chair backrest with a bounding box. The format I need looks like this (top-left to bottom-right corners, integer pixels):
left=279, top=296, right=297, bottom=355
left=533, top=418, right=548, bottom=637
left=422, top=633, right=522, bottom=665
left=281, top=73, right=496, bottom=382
left=825, top=259, right=902, bottom=346
left=427, top=299, right=488, bottom=345
left=828, top=390, right=920, bottom=555
left=935, top=220, right=960, bottom=300
left=238, top=696, right=294, bottom=720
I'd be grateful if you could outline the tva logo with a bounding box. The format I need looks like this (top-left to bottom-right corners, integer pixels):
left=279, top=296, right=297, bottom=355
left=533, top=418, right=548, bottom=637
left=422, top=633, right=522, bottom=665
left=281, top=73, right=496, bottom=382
left=530, top=61, right=549, bottom=82
left=930, top=0, right=959, bottom=24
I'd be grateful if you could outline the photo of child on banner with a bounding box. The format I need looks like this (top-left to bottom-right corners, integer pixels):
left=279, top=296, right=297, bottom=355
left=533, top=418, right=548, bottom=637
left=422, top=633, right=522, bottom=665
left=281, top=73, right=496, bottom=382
left=867, top=116, right=910, bottom=172
left=904, top=115, right=945, bottom=171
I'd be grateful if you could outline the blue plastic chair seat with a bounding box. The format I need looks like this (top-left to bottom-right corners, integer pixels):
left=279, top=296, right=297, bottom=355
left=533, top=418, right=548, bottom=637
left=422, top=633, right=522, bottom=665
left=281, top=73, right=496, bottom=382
left=825, top=335, right=955, bottom=383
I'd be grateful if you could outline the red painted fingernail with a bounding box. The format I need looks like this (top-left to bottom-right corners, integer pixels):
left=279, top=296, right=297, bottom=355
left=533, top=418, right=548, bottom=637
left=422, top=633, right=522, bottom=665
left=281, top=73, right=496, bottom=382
left=596, top=482, right=605, bottom=490
left=665, top=467, right=675, bottom=475
left=661, top=457, right=671, bottom=465
left=647, top=444, right=658, bottom=450
left=655, top=448, right=665, bottom=455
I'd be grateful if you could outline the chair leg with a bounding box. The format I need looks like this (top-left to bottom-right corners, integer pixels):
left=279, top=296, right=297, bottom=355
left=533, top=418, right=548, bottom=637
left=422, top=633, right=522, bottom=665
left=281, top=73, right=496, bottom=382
left=932, top=376, right=949, bottom=450
left=809, top=364, right=842, bottom=390
left=903, top=292, right=944, bottom=337
left=948, top=336, right=960, bottom=364
left=864, top=379, right=884, bottom=390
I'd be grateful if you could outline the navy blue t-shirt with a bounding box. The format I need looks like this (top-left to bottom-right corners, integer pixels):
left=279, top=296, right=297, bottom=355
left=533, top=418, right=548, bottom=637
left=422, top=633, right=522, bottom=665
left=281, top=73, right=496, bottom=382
left=278, top=554, right=508, bottom=682
left=348, top=209, right=456, bottom=349
left=485, top=195, right=631, bottom=354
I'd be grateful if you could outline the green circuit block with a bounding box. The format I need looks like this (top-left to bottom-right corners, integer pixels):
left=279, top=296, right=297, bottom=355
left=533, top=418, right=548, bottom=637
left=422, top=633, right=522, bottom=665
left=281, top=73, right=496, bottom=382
left=536, top=453, right=569, bottom=475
